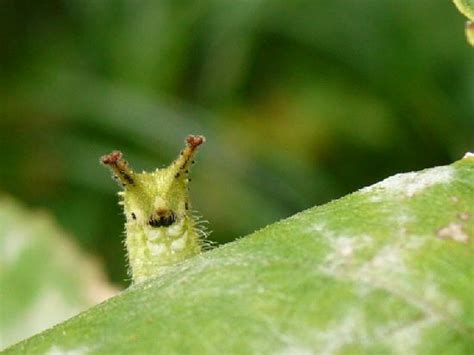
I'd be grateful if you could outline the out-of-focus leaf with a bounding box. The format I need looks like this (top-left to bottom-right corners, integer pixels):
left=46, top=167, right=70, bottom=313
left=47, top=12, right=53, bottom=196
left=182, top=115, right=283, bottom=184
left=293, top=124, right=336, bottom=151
left=5, top=155, right=473, bottom=354
left=0, top=197, right=119, bottom=349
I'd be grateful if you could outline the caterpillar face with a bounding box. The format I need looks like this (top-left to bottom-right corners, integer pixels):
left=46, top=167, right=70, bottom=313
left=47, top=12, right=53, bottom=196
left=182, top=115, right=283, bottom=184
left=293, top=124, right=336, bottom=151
left=101, top=135, right=206, bottom=284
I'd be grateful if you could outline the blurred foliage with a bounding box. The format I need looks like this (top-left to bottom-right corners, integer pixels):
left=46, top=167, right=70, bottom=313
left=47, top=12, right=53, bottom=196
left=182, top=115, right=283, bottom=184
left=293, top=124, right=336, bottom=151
left=1, top=0, right=473, bottom=285
left=0, top=196, right=117, bottom=349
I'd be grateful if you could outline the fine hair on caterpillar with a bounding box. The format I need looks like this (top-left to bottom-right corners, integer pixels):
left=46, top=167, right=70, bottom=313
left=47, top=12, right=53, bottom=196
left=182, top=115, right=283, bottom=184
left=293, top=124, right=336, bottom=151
left=101, top=135, right=209, bottom=284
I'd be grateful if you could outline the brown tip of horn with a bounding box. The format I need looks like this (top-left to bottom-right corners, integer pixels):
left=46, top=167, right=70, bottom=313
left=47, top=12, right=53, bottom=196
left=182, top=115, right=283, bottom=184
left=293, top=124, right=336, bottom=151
left=186, top=135, right=205, bottom=149
left=101, top=150, right=122, bottom=165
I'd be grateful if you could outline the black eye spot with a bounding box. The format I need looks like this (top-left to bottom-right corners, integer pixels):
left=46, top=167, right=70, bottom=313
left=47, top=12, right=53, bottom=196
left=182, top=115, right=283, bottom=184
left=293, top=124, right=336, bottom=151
left=131, top=212, right=136, bottom=220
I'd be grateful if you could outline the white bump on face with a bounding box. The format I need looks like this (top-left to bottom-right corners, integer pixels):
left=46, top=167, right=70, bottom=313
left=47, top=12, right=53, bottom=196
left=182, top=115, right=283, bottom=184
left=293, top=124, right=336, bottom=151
left=167, top=220, right=184, bottom=237
left=147, top=241, right=168, bottom=256
left=171, top=233, right=188, bottom=252
left=147, top=228, right=164, bottom=241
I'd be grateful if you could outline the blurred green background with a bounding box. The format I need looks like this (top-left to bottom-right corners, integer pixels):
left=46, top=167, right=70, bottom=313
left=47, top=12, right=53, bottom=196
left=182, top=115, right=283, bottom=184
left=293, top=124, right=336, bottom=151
left=1, top=0, right=473, bottom=286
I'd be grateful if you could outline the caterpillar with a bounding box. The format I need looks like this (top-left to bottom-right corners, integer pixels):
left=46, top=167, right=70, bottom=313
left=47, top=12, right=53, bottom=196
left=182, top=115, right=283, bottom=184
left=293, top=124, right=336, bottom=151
left=101, top=135, right=208, bottom=284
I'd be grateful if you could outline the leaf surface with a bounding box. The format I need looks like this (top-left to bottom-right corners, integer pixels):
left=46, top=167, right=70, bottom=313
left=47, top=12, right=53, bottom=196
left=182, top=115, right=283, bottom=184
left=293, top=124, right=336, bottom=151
left=5, top=156, right=474, bottom=354
left=0, top=198, right=117, bottom=349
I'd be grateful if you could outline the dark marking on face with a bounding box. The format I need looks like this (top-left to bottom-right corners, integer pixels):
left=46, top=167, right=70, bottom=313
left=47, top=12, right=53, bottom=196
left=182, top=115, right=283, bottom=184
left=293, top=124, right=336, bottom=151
left=131, top=212, right=136, bottom=220
left=185, top=202, right=189, bottom=210
left=148, top=210, right=176, bottom=228
left=175, top=172, right=180, bottom=178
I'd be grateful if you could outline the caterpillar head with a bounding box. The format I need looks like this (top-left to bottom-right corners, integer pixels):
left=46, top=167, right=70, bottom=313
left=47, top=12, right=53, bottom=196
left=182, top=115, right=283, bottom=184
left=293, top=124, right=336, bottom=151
left=101, top=135, right=205, bottom=229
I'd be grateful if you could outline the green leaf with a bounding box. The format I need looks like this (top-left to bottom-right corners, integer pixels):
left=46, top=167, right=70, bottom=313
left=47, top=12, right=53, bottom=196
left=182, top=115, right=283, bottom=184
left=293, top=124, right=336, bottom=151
left=4, top=155, right=474, bottom=354
left=0, top=197, right=118, bottom=349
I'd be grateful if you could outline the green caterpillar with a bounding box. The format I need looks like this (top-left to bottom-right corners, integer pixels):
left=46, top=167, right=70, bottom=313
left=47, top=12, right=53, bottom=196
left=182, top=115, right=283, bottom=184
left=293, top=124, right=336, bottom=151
left=101, top=135, right=208, bottom=284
